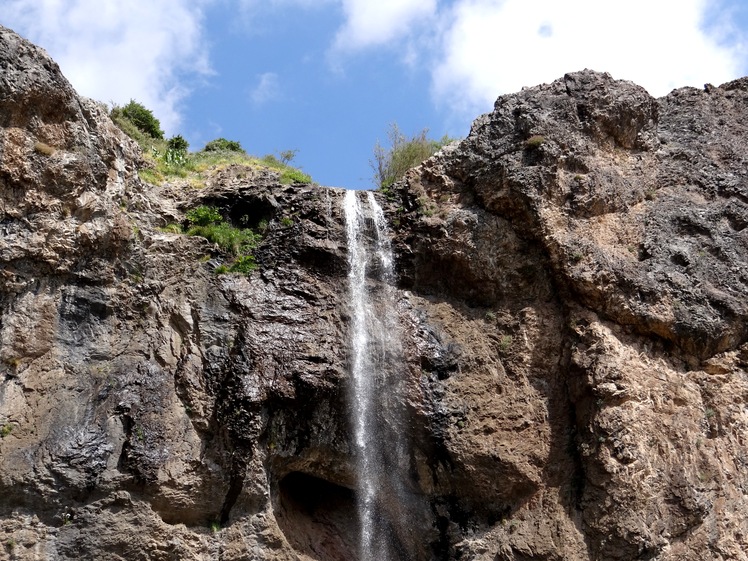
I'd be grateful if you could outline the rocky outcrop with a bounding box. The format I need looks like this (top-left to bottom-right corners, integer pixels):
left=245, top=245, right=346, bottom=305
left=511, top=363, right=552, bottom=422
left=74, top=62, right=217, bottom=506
left=387, top=70, right=748, bottom=560
left=1, top=25, right=748, bottom=561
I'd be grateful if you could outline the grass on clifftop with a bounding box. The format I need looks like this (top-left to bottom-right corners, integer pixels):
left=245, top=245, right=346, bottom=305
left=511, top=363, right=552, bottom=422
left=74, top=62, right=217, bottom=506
left=138, top=145, right=313, bottom=187
left=110, top=103, right=312, bottom=187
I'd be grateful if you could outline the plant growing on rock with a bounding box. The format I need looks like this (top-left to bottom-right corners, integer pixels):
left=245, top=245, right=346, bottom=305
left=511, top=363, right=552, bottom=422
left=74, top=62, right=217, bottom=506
left=186, top=205, right=222, bottom=227
left=167, top=135, right=189, bottom=152
left=278, top=149, right=298, bottom=164
left=113, top=100, right=164, bottom=139
left=184, top=205, right=261, bottom=275
left=525, top=135, right=546, bottom=148
left=372, top=123, right=454, bottom=189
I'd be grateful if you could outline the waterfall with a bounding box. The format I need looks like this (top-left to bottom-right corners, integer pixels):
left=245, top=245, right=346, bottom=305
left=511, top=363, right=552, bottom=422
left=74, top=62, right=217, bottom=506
left=344, top=190, right=409, bottom=561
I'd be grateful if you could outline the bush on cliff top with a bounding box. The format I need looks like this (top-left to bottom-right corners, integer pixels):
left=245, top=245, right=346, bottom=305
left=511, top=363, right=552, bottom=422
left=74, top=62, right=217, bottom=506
left=111, top=100, right=164, bottom=140
left=110, top=103, right=313, bottom=186
left=372, top=123, right=454, bottom=189
left=203, top=138, right=245, bottom=153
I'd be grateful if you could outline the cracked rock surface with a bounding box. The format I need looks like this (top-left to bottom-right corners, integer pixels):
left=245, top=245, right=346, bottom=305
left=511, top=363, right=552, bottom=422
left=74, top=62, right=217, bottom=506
left=2, top=25, right=748, bottom=561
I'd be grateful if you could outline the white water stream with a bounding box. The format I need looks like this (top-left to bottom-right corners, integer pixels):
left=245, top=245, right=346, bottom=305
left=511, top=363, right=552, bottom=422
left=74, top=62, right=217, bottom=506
left=344, top=190, right=407, bottom=561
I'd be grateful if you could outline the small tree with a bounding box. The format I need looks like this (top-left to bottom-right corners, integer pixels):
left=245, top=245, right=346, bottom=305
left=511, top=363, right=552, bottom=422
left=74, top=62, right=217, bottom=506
left=278, top=149, right=298, bottom=164
left=371, top=123, right=453, bottom=189
left=167, top=135, right=189, bottom=152
left=120, top=100, right=164, bottom=139
left=204, top=138, right=244, bottom=152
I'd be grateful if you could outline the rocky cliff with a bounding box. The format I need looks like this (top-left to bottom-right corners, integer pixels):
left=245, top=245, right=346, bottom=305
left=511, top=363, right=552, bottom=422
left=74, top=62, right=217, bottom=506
left=2, top=25, right=748, bottom=561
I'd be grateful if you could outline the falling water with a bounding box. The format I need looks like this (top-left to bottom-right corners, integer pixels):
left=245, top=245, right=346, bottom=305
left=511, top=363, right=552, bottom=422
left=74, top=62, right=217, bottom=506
left=344, top=190, right=408, bottom=561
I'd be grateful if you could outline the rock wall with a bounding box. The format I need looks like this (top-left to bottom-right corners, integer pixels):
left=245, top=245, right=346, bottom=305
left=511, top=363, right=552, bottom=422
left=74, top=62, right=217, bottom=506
left=1, top=25, right=748, bottom=561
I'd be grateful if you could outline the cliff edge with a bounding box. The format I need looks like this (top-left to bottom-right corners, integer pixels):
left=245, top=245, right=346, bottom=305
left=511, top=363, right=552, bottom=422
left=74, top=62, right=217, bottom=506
left=1, top=25, right=748, bottom=561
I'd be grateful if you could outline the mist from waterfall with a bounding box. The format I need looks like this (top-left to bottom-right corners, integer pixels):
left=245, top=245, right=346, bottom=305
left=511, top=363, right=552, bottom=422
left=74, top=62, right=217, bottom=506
left=344, top=190, right=410, bottom=561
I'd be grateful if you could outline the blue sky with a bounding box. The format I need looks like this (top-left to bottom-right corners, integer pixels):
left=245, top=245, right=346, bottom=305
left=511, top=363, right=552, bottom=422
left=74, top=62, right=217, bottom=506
left=4, top=0, right=748, bottom=189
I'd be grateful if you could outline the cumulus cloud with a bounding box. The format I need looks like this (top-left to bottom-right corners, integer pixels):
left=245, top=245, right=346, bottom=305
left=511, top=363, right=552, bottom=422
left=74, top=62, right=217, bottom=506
left=301, top=0, right=745, bottom=121
left=332, top=0, right=438, bottom=51
left=250, top=72, right=281, bottom=104
left=431, top=0, right=746, bottom=119
left=3, top=0, right=212, bottom=134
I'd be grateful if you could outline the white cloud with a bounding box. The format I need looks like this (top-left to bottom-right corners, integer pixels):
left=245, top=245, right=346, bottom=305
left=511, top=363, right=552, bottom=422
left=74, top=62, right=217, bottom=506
left=431, top=0, right=747, bottom=119
left=250, top=72, right=281, bottom=104
left=3, top=0, right=212, bottom=135
left=333, top=0, right=438, bottom=51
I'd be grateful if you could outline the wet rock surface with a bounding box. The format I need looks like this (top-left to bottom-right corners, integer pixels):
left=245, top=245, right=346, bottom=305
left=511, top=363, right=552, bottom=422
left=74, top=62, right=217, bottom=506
left=2, top=25, right=748, bottom=561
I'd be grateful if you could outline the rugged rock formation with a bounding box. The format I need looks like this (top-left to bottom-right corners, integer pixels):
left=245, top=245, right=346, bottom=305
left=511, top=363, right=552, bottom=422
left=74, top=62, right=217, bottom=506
left=1, top=25, right=748, bottom=561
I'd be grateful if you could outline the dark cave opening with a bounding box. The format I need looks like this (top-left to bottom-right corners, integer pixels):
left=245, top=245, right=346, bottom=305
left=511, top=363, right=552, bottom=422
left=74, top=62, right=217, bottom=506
left=273, top=471, right=358, bottom=561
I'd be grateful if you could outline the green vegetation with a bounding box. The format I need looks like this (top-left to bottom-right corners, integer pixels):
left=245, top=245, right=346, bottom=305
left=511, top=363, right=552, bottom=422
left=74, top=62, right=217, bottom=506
left=278, top=149, right=298, bottom=164
left=260, top=154, right=312, bottom=184
left=0, top=424, right=12, bottom=438
left=114, top=100, right=164, bottom=139
left=185, top=205, right=261, bottom=275
left=186, top=205, right=222, bottom=227
left=372, top=123, right=454, bottom=189
left=109, top=102, right=313, bottom=187
left=204, top=138, right=244, bottom=152
left=167, top=134, right=189, bottom=152
left=188, top=222, right=260, bottom=257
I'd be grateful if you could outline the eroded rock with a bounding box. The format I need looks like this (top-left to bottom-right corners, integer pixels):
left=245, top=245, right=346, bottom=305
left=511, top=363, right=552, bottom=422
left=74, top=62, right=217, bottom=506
left=1, top=25, right=748, bottom=561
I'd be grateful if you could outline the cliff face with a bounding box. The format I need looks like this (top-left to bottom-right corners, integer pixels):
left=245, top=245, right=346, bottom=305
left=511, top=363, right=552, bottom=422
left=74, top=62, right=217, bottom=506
left=1, top=25, right=748, bottom=561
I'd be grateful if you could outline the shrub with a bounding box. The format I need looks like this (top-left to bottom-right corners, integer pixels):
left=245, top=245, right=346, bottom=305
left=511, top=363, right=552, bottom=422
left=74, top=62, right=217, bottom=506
left=278, top=149, right=298, bottom=164
left=186, top=205, right=223, bottom=227
left=167, top=135, right=189, bottom=152
left=187, top=222, right=260, bottom=256
left=119, top=100, right=164, bottom=139
left=229, top=255, right=257, bottom=274
left=372, top=123, right=454, bottom=189
left=525, top=135, right=545, bottom=149
left=204, top=138, right=244, bottom=152
left=184, top=205, right=263, bottom=276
